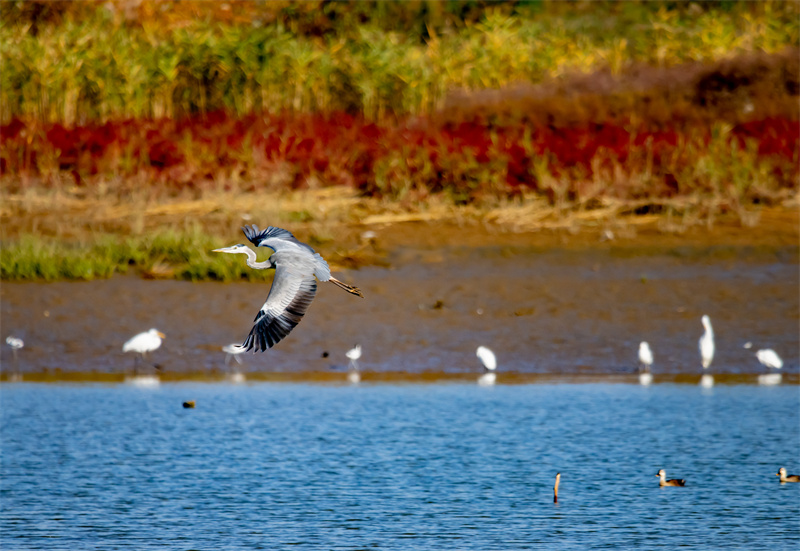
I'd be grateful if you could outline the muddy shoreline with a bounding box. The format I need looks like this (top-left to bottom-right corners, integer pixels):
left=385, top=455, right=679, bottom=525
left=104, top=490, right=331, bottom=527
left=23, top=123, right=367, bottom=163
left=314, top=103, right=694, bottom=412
left=2, top=229, right=797, bottom=381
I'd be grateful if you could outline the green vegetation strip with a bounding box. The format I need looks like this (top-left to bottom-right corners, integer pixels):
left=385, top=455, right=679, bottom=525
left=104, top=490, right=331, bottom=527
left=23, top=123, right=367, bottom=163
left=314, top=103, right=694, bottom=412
left=0, top=230, right=275, bottom=282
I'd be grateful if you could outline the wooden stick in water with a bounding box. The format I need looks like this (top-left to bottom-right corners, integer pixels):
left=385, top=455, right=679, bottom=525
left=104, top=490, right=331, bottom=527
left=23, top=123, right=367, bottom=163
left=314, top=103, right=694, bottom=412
left=554, top=472, right=560, bottom=503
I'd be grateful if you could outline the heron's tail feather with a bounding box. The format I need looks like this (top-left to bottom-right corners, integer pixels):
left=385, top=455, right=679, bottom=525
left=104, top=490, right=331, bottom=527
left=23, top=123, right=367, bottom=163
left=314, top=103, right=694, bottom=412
left=329, top=277, right=364, bottom=298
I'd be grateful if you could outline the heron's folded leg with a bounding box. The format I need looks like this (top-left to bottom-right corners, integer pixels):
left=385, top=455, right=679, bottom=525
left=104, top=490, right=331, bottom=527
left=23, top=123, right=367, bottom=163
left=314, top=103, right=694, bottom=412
left=329, top=277, right=364, bottom=298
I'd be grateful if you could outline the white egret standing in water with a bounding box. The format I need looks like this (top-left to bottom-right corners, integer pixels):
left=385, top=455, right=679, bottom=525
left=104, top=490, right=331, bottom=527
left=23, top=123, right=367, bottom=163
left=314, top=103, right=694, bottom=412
left=638, top=341, right=653, bottom=386
left=213, top=225, right=363, bottom=352
left=122, top=328, right=165, bottom=385
left=222, top=343, right=247, bottom=383
left=476, top=346, right=497, bottom=386
left=6, top=336, right=23, bottom=355
left=756, top=348, right=783, bottom=386
left=346, top=344, right=361, bottom=384
left=5, top=336, right=24, bottom=382
left=223, top=343, right=247, bottom=365
left=698, top=315, right=715, bottom=388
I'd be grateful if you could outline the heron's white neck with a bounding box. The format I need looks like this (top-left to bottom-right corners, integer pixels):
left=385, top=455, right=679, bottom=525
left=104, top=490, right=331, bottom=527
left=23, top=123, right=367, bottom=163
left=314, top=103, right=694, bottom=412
left=240, top=248, right=274, bottom=270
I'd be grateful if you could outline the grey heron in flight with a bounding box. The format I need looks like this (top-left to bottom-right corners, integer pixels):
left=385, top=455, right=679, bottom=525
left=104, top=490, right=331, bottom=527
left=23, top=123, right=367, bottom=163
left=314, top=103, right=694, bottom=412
left=213, top=225, right=364, bottom=352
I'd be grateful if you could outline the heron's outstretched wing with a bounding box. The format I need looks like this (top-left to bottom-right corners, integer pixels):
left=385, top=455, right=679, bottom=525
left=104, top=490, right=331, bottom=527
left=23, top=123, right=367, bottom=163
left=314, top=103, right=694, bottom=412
left=242, top=225, right=315, bottom=254
left=242, top=265, right=317, bottom=352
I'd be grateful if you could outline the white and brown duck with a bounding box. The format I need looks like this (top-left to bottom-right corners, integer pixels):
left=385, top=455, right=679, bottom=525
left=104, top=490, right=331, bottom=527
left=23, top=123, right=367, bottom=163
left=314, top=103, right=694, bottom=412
left=656, top=469, right=685, bottom=487
left=776, top=467, right=800, bottom=483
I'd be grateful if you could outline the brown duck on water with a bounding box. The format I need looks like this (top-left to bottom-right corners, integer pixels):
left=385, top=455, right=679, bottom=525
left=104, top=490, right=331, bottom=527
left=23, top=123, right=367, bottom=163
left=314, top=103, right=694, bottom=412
left=776, top=467, right=800, bottom=483
left=656, top=469, right=686, bottom=487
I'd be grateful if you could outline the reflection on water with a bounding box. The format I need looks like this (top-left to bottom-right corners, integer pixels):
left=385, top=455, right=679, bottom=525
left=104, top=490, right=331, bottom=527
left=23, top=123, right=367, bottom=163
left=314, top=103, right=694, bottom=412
left=1, top=383, right=798, bottom=550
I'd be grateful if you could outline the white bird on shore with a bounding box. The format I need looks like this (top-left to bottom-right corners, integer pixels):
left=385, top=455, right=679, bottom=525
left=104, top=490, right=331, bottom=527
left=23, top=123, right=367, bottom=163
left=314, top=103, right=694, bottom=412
left=123, top=328, right=165, bottom=382
left=756, top=348, right=783, bottom=369
left=698, top=315, right=715, bottom=388
left=222, top=343, right=247, bottom=383
left=5, top=336, right=24, bottom=382
left=6, top=336, right=24, bottom=352
left=756, top=348, right=783, bottom=386
left=346, top=344, right=362, bottom=364
left=346, top=344, right=361, bottom=384
left=123, top=328, right=165, bottom=357
left=638, top=341, right=653, bottom=386
left=222, top=343, right=247, bottom=365
left=476, top=346, right=497, bottom=386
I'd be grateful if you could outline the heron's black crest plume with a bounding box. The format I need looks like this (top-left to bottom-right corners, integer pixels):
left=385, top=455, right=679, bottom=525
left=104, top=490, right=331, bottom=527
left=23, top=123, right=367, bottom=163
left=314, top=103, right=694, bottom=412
left=242, top=225, right=296, bottom=247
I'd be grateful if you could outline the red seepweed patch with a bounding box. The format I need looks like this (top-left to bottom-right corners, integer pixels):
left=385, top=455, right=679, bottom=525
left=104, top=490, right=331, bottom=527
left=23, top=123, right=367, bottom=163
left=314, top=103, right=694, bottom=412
left=1, top=111, right=797, bottom=200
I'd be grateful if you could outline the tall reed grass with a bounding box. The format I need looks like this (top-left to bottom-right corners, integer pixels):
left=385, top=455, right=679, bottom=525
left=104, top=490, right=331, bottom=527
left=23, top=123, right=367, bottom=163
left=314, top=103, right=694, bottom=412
left=2, top=1, right=797, bottom=123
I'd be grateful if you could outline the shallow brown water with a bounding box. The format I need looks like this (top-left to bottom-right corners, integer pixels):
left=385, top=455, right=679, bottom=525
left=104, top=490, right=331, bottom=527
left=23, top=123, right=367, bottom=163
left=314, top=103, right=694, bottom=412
left=1, top=243, right=798, bottom=381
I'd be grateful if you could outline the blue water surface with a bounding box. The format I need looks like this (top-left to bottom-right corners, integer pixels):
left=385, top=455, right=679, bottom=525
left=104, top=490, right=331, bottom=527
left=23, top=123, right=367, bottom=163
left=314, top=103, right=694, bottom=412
left=1, top=383, right=798, bottom=550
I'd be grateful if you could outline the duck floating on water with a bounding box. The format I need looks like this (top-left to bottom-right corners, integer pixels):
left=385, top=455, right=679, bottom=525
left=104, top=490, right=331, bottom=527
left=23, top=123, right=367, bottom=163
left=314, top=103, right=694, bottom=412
left=656, top=469, right=686, bottom=487
left=776, top=467, right=800, bottom=483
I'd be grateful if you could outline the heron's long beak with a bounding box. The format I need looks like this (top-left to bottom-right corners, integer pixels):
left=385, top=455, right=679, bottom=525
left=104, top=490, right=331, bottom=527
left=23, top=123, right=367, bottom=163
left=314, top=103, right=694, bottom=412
left=212, top=247, right=232, bottom=253
left=157, top=331, right=166, bottom=338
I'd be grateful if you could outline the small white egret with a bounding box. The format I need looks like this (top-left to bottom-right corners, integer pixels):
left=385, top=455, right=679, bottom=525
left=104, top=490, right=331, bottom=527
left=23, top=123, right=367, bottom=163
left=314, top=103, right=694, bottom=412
left=123, top=328, right=165, bottom=357
left=346, top=344, right=361, bottom=384
left=346, top=344, right=362, bottom=363
left=656, top=469, right=685, bottom=487
left=222, top=343, right=247, bottom=365
left=122, top=328, right=165, bottom=379
left=638, top=342, right=653, bottom=370
left=756, top=349, right=783, bottom=370
left=638, top=341, right=654, bottom=386
left=756, top=348, right=783, bottom=386
left=698, top=315, right=715, bottom=388
left=213, top=225, right=363, bottom=352
left=5, top=336, right=24, bottom=382
left=476, top=346, right=497, bottom=386
left=476, top=346, right=497, bottom=371
left=6, top=336, right=24, bottom=351
left=222, top=343, right=247, bottom=383
left=698, top=315, right=714, bottom=368
left=776, top=467, right=800, bottom=483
